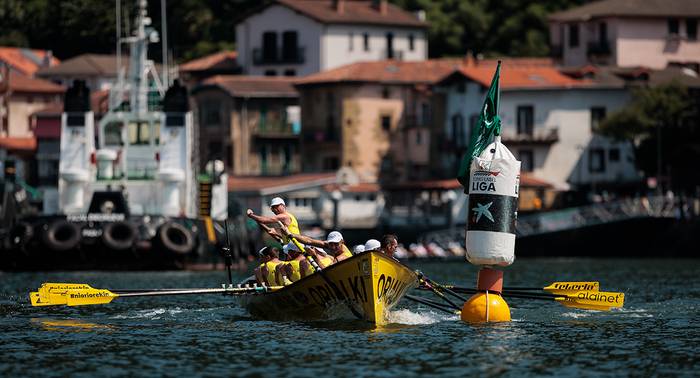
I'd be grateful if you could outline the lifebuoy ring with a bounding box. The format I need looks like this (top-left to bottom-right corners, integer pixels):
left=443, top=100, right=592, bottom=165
left=42, top=220, right=81, bottom=251
left=102, top=221, right=137, bottom=251
left=156, top=222, right=194, bottom=255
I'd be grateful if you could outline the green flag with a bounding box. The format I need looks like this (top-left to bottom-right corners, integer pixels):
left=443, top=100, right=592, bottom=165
left=456, top=61, right=502, bottom=193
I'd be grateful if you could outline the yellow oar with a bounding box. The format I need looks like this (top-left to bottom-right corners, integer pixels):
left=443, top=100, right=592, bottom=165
left=557, top=291, right=624, bottom=309
left=30, top=284, right=283, bottom=307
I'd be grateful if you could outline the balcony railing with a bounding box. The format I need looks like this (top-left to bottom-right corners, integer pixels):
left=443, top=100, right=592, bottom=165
left=500, top=127, right=559, bottom=145
left=587, top=41, right=611, bottom=56
left=253, top=121, right=300, bottom=137
left=253, top=47, right=305, bottom=65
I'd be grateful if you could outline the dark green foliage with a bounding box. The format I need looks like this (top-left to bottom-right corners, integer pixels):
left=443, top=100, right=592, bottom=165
left=2, top=0, right=585, bottom=61
left=599, top=82, right=700, bottom=191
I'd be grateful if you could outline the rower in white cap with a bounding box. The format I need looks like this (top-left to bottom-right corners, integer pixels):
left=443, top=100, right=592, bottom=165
left=280, top=227, right=353, bottom=268
left=247, top=197, right=300, bottom=244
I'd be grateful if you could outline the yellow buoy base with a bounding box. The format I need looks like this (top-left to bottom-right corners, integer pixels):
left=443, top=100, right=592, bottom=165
left=461, top=292, right=511, bottom=323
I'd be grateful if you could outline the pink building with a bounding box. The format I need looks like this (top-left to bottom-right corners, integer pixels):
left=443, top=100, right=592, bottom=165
left=549, top=0, right=700, bottom=71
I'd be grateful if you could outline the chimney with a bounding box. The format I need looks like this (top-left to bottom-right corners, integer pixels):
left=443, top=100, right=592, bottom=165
left=415, top=10, right=426, bottom=22
left=333, top=0, right=345, bottom=14
left=42, top=50, right=53, bottom=68
left=372, top=0, right=388, bottom=15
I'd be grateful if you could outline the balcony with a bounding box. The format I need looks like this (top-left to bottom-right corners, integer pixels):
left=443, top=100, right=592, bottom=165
left=587, top=41, right=611, bottom=56
left=500, top=127, right=559, bottom=145
left=253, top=121, right=300, bottom=139
left=253, top=47, right=305, bottom=65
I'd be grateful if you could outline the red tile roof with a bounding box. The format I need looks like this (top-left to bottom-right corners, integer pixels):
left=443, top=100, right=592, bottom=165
left=324, top=183, right=381, bottom=193
left=295, top=59, right=463, bottom=86
left=0, top=137, right=37, bottom=152
left=198, top=75, right=298, bottom=98
left=442, top=57, right=590, bottom=90
left=180, top=51, right=238, bottom=72
left=229, top=172, right=337, bottom=193
left=250, top=0, right=426, bottom=28
left=0, top=47, right=60, bottom=76
left=8, top=71, right=65, bottom=93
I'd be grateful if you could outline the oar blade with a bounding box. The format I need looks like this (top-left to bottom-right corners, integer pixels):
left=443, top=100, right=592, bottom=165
left=557, top=299, right=611, bottom=312
left=557, top=291, right=624, bottom=310
left=30, top=292, right=53, bottom=307
left=64, top=289, right=118, bottom=306
left=544, top=282, right=599, bottom=294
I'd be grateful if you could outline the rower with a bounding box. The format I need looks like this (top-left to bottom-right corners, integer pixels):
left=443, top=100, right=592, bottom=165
left=352, top=245, right=365, bottom=255
left=253, top=247, right=269, bottom=285
left=258, top=246, right=283, bottom=286
left=282, top=227, right=353, bottom=268
left=363, top=239, right=381, bottom=252
left=276, top=242, right=313, bottom=285
left=380, top=234, right=399, bottom=258
left=246, top=197, right=300, bottom=243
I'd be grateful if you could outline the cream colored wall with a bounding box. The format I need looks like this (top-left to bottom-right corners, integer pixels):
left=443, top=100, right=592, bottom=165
left=342, top=97, right=403, bottom=182
left=617, top=18, right=700, bottom=69
left=6, top=94, right=58, bottom=137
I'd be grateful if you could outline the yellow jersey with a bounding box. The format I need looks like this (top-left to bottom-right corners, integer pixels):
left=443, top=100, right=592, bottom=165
left=341, top=244, right=353, bottom=259
left=283, top=212, right=300, bottom=243
left=263, top=260, right=282, bottom=286
left=320, top=255, right=334, bottom=267
left=287, top=259, right=302, bottom=282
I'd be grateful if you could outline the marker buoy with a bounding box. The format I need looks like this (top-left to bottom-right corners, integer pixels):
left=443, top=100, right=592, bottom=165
left=461, top=268, right=510, bottom=323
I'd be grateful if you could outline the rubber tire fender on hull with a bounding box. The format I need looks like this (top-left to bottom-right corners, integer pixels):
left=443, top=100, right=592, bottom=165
left=9, top=222, right=33, bottom=248
left=102, top=221, right=137, bottom=251
left=157, top=222, right=194, bottom=255
left=42, top=220, right=81, bottom=251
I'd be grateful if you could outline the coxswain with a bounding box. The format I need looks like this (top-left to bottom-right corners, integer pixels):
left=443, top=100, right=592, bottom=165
left=380, top=234, right=399, bottom=258
left=276, top=242, right=313, bottom=285
left=247, top=197, right=300, bottom=243
left=257, top=246, right=283, bottom=286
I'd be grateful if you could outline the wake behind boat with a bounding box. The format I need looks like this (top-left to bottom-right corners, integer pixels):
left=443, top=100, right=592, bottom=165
left=240, top=251, right=418, bottom=325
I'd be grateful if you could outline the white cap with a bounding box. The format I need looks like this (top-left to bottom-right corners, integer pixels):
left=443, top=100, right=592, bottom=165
left=353, top=245, right=365, bottom=254
left=270, top=197, right=285, bottom=207
left=326, top=231, right=343, bottom=243
left=364, top=239, right=381, bottom=252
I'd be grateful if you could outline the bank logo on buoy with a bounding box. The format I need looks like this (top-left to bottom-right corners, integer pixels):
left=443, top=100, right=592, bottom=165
left=472, top=202, right=495, bottom=223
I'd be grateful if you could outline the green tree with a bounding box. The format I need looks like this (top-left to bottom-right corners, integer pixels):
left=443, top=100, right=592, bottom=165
left=599, top=82, right=700, bottom=191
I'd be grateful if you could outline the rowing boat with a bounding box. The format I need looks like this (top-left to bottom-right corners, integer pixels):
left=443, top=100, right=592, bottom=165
left=239, top=251, right=418, bottom=325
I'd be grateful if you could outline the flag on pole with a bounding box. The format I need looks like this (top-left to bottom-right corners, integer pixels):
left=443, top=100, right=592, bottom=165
left=456, top=61, right=502, bottom=193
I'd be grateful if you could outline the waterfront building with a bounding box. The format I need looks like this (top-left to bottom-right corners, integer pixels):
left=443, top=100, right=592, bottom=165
left=235, top=0, right=427, bottom=77
left=178, top=51, right=241, bottom=86
left=191, top=76, right=301, bottom=175
left=35, top=54, right=124, bottom=91
left=549, top=0, right=700, bottom=70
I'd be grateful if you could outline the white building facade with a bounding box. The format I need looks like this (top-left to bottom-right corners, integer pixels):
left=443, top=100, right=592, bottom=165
left=438, top=75, right=638, bottom=190
left=235, top=0, right=427, bottom=77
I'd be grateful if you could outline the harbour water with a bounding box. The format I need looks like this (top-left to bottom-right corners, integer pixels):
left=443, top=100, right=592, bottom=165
left=1, top=258, right=698, bottom=377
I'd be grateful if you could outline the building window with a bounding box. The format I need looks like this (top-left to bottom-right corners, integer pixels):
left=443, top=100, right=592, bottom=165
left=589, top=148, right=606, bottom=173
left=591, top=107, right=606, bottom=132
left=569, top=24, right=579, bottom=47
left=421, top=103, right=430, bottom=126
left=381, top=115, right=391, bottom=131
left=609, top=148, right=620, bottom=162
left=416, top=129, right=422, bottom=145
left=451, top=114, right=464, bottom=146
left=264, top=70, right=277, bottom=76
left=349, top=32, right=354, bottom=51
left=323, top=156, right=339, bottom=170
left=409, top=34, right=415, bottom=51
left=599, top=22, right=607, bottom=45
left=516, top=105, right=534, bottom=136
left=363, top=33, right=370, bottom=51
left=668, top=18, right=680, bottom=35
left=519, top=150, right=534, bottom=172
left=282, top=31, right=298, bottom=62
left=381, top=87, right=390, bottom=98
left=687, top=19, right=698, bottom=40
left=386, top=32, right=394, bottom=59
left=262, top=31, right=278, bottom=61
left=284, top=69, right=296, bottom=76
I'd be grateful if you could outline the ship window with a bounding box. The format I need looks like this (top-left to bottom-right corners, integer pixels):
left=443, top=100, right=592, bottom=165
left=104, top=122, right=123, bottom=146
left=67, top=114, right=85, bottom=127
left=128, top=122, right=150, bottom=145
left=153, top=121, right=160, bottom=144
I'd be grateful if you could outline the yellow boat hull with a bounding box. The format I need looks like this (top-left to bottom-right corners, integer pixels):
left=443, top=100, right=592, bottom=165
left=240, top=251, right=417, bottom=325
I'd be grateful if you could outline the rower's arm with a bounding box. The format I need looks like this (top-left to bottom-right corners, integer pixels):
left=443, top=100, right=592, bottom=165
left=288, top=233, right=326, bottom=248
left=254, top=267, right=264, bottom=284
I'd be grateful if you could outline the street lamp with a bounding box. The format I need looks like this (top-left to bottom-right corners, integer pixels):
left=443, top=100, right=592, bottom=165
left=331, top=189, right=342, bottom=230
